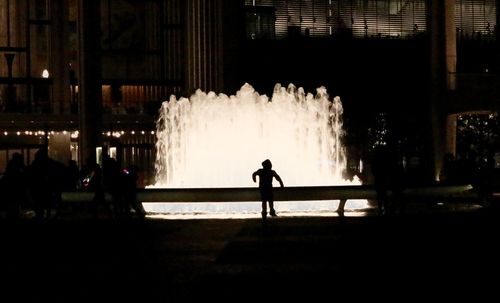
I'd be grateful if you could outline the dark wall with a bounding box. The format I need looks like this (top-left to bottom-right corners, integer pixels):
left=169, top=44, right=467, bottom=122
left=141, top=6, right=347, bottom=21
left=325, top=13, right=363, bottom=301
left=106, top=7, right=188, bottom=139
left=230, top=37, right=429, bottom=144
left=222, top=32, right=434, bottom=180
left=221, top=0, right=247, bottom=95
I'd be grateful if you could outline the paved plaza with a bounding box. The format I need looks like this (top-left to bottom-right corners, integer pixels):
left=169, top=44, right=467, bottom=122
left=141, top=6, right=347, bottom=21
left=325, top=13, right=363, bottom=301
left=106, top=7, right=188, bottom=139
left=1, top=203, right=499, bottom=302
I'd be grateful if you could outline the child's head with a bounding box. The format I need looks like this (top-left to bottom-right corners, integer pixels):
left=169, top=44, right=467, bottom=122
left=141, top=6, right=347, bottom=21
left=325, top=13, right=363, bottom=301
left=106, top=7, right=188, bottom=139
left=262, top=159, right=272, bottom=169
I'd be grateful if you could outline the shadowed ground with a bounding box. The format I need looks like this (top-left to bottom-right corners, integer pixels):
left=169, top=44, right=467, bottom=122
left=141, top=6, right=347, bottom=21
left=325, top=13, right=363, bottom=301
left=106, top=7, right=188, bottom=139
left=1, top=205, right=499, bottom=302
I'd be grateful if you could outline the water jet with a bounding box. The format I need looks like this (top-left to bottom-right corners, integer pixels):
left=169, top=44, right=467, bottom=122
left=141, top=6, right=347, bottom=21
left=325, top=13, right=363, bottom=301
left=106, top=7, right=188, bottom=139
left=145, top=83, right=368, bottom=216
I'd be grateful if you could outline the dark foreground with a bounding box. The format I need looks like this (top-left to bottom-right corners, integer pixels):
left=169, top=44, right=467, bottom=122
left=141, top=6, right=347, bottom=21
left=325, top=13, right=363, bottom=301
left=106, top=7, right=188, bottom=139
left=1, top=208, right=499, bottom=302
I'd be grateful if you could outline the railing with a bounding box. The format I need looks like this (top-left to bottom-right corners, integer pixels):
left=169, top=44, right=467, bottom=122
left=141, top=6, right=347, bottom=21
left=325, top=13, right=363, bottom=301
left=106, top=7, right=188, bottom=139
left=0, top=82, right=180, bottom=115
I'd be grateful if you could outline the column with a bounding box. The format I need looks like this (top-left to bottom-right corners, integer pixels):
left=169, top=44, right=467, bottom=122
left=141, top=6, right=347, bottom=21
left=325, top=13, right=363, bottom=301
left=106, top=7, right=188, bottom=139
left=427, top=0, right=456, bottom=181
left=185, top=0, right=223, bottom=94
left=444, top=0, right=457, bottom=157
left=496, top=0, right=500, bottom=72
left=446, top=114, right=457, bottom=159
left=50, top=0, right=71, bottom=114
left=77, top=0, right=102, bottom=167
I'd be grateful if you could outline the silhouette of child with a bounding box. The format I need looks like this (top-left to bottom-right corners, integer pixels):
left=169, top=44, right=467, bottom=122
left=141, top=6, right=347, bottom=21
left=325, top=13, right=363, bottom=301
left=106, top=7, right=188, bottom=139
left=252, top=159, right=284, bottom=220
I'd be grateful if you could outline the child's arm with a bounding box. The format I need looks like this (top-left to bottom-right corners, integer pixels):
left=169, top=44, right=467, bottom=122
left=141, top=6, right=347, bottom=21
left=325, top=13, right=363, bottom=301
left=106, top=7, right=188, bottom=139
left=274, top=172, right=284, bottom=187
left=252, top=170, right=258, bottom=183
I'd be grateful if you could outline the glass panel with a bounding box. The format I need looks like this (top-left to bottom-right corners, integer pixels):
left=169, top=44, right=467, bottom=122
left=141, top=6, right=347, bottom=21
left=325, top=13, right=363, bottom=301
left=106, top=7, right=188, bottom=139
left=246, top=6, right=276, bottom=39
left=70, top=141, right=78, bottom=164
left=96, top=147, right=103, bottom=167
left=7, top=149, right=22, bottom=160
left=109, top=147, right=117, bottom=160
left=101, top=0, right=146, bottom=50
left=101, top=0, right=162, bottom=80
left=28, top=148, right=38, bottom=165
left=456, top=0, right=496, bottom=41
left=30, top=0, right=48, bottom=20
left=1, top=83, right=29, bottom=112
left=32, top=81, right=51, bottom=113
left=68, top=0, right=77, bottom=22
left=457, top=113, right=499, bottom=160
left=13, top=0, right=28, bottom=46
left=0, top=0, right=7, bottom=46
left=246, top=0, right=428, bottom=40
left=0, top=150, right=7, bottom=174
left=30, top=24, right=49, bottom=77
left=0, top=0, right=28, bottom=47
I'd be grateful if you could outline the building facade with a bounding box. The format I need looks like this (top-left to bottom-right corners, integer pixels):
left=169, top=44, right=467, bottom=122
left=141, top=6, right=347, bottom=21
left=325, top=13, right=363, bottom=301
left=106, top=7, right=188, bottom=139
left=0, top=0, right=499, bottom=185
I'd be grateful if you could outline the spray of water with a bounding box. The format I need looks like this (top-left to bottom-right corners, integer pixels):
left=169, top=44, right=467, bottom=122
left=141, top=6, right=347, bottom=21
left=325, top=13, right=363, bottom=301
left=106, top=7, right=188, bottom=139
left=154, top=83, right=356, bottom=187
left=147, top=83, right=365, bottom=215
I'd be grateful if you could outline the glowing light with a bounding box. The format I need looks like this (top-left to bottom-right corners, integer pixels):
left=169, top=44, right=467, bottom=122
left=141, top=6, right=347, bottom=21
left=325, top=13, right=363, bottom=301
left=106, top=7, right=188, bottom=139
left=42, top=69, right=49, bottom=78
left=147, top=83, right=368, bottom=215
left=155, top=83, right=351, bottom=187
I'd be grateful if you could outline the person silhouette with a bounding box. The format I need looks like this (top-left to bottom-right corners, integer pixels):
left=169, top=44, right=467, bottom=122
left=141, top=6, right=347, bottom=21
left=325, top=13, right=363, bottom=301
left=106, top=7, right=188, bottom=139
left=2, top=152, right=28, bottom=219
left=371, top=145, right=394, bottom=216
left=28, top=148, right=65, bottom=220
left=252, top=159, right=284, bottom=220
left=370, top=143, right=407, bottom=216
left=122, top=164, right=146, bottom=219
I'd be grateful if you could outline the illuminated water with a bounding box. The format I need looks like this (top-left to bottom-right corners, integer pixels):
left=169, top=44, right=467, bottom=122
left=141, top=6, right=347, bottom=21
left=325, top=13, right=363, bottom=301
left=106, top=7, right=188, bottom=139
left=145, top=83, right=368, bottom=215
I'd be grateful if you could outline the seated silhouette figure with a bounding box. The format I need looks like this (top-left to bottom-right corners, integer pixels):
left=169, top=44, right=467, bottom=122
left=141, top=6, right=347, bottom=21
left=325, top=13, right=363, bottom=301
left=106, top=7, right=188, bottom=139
left=252, top=159, right=284, bottom=220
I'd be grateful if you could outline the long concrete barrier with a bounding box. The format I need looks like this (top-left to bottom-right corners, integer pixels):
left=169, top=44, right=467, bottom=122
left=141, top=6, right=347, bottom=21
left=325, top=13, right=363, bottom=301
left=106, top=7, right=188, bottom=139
left=60, top=184, right=475, bottom=215
left=137, top=185, right=378, bottom=202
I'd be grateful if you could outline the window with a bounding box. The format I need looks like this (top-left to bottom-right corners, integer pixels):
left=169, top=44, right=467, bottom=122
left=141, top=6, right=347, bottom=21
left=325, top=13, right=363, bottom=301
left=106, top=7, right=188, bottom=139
left=456, top=0, right=496, bottom=41
left=245, top=0, right=427, bottom=39
left=246, top=6, right=276, bottom=39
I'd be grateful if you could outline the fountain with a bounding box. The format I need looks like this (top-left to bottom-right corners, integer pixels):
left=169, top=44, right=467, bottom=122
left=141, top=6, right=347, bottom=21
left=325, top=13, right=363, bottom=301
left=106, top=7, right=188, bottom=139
left=145, top=83, right=367, bottom=216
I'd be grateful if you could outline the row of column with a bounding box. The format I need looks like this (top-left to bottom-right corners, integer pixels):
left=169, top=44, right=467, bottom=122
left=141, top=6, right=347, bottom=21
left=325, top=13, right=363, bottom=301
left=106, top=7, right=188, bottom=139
left=76, top=0, right=227, bottom=167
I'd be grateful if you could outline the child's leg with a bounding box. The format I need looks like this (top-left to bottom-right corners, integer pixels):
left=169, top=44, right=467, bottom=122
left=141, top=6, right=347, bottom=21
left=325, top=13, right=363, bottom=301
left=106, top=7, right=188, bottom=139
left=269, top=200, right=277, bottom=216
left=261, top=200, right=267, bottom=216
